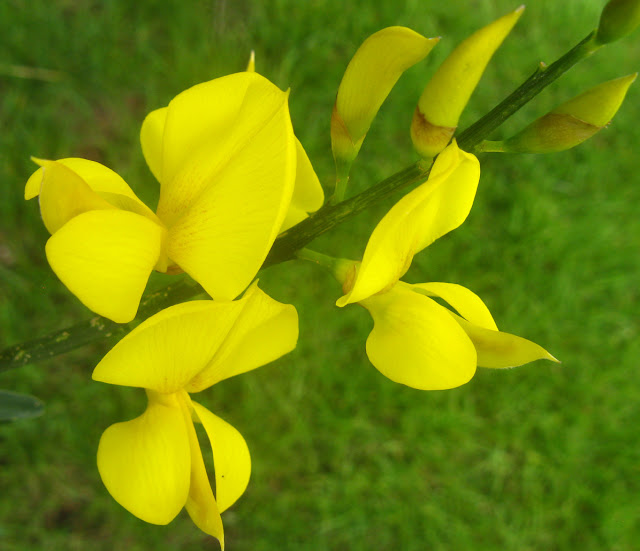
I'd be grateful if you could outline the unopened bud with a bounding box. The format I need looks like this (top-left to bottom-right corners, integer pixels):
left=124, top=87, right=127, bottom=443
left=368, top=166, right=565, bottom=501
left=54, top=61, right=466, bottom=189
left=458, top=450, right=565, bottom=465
left=332, top=27, right=438, bottom=180
left=412, top=6, right=524, bottom=158
left=596, top=0, right=640, bottom=45
left=498, top=74, right=637, bottom=153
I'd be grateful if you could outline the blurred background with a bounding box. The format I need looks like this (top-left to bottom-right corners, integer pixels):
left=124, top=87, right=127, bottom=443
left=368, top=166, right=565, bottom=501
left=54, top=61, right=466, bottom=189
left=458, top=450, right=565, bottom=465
left=1, top=1, right=639, bottom=549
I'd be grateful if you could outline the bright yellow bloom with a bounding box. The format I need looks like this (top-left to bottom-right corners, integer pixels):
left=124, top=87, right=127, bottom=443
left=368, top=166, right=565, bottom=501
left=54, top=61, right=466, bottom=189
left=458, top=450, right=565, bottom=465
left=411, top=7, right=523, bottom=158
left=331, top=26, right=439, bottom=179
left=92, top=282, right=298, bottom=547
left=25, top=71, right=321, bottom=323
left=337, top=141, right=556, bottom=390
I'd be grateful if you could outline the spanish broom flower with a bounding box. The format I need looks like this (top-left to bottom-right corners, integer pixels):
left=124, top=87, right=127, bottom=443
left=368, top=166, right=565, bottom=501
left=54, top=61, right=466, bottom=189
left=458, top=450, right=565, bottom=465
left=25, top=71, right=321, bottom=323
left=92, top=282, right=298, bottom=547
left=336, top=141, right=557, bottom=390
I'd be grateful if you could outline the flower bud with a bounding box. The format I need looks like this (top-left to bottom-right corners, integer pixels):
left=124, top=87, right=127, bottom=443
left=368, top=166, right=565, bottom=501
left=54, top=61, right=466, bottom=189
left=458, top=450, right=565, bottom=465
left=596, top=0, right=640, bottom=45
left=332, top=27, right=439, bottom=180
left=498, top=73, right=636, bottom=153
left=411, top=6, right=524, bottom=158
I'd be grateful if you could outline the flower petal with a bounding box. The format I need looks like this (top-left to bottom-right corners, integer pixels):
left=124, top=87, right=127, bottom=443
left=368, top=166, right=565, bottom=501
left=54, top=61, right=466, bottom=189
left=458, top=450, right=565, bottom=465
left=140, top=107, right=168, bottom=184
left=186, top=282, right=299, bottom=392
left=338, top=141, right=480, bottom=305
left=93, top=300, right=245, bottom=392
left=452, top=313, right=559, bottom=369
left=156, top=72, right=292, bottom=225
left=45, top=209, right=163, bottom=323
left=96, top=392, right=190, bottom=525
left=332, top=27, right=438, bottom=162
left=181, top=397, right=224, bottom=544
left=166, top=86, right=296, bottom=300
left=280, top=137, right=324, bottom=232
left=32, top=159, right=115, bottom=234
left=28, top=158, right=159, bottom=230
left=362, top=285, right=477, bottom=390
left=192, top=401, right=251, bottom=514
left=408, top=281, right=498, bottom=330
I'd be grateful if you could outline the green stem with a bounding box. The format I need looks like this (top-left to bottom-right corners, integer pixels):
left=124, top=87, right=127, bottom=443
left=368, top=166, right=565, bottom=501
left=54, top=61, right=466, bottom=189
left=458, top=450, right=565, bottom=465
left=475, top=140, right=507, bottom=153
left=265, top=162, right=429, bottom=266
left=295, top=248, right=340, bottom=269
left=460, top=32, right=601, bottom=151
left=0, top=30, right=608, bottom=372
left=0, top=278, right=205, bottom=372
left=295, top=247, right=355, bottom=283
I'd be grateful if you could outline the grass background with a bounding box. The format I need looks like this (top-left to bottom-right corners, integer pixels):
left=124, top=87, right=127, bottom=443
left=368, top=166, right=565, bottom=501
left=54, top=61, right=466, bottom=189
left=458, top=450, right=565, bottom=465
left=1, top=0, right=639, bottom=549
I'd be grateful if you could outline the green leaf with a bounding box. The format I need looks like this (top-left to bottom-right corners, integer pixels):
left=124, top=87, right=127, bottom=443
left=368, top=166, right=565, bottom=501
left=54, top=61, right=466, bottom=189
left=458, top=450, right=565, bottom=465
left=0, top=390, right=44, bottom=423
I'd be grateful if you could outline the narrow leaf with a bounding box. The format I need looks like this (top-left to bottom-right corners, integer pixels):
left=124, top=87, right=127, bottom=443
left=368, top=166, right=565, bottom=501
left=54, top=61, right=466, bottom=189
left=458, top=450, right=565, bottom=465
left=0, top=390, right=44, bottom=422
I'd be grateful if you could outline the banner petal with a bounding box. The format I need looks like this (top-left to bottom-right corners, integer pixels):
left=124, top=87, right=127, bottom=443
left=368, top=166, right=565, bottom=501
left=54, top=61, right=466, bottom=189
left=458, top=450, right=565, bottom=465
left=167, top=93, right=296, bottom=301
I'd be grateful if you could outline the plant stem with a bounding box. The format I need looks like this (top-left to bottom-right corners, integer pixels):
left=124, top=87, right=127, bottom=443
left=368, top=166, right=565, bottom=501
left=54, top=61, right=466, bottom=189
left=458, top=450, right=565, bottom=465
left=0, top=30, right=607, bottom=371
left=459, top=31, right=601, bottom=151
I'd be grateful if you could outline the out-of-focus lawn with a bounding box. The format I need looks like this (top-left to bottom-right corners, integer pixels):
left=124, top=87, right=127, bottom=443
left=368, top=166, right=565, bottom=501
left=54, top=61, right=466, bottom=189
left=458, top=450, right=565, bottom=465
left=1, top=1, right=639, bottom=550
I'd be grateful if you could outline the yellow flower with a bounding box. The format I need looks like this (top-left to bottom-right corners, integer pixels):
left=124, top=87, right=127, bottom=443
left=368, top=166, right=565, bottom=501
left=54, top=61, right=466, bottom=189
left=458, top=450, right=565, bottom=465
left=92, top=282, right=298, bottom=547
left=337, top=141, right=556, bottom=390
left=25, top=71, right=321, bottom=323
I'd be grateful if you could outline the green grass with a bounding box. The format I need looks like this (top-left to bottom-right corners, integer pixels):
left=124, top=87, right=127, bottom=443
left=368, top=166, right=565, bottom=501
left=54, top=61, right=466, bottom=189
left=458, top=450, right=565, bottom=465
left=1, top=1, right=639, bottom=550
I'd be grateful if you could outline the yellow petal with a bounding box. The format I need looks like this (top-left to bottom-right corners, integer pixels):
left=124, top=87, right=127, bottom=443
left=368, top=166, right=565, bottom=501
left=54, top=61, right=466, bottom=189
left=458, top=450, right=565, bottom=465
left=192, top=401, right=251, bottom=514
left=32, top=159, right=115, bottom=234
left=93, top=299, right=245, bottom=392
left=45, top=209, right=163, bottom=323
left=338, top=142, right=480, bottom=306
left=156, top=72, right=293, bottom=226
left=280, top=137, right=324, bottom=232
left=28, top=157, right=146, bottom=199
left=362, top=285, right=477, bottom=390
left=166, top=83, right=296, bottom=301
left=332, top=27, right=438, bottom=162
left=28, top=158, right=159, bottom=231
left=140, top=107, right=168, bottom=184
left=186, top=282, right=299, bottom=392
left=96, top=392, right=190, bottom=525
left=181, top=396, right=224, bottom=544
left=408, top=281, right=498, bottom=330
left=416, top=7, right=523, bottom=129
left=452, top=313, right=558, bottom=369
